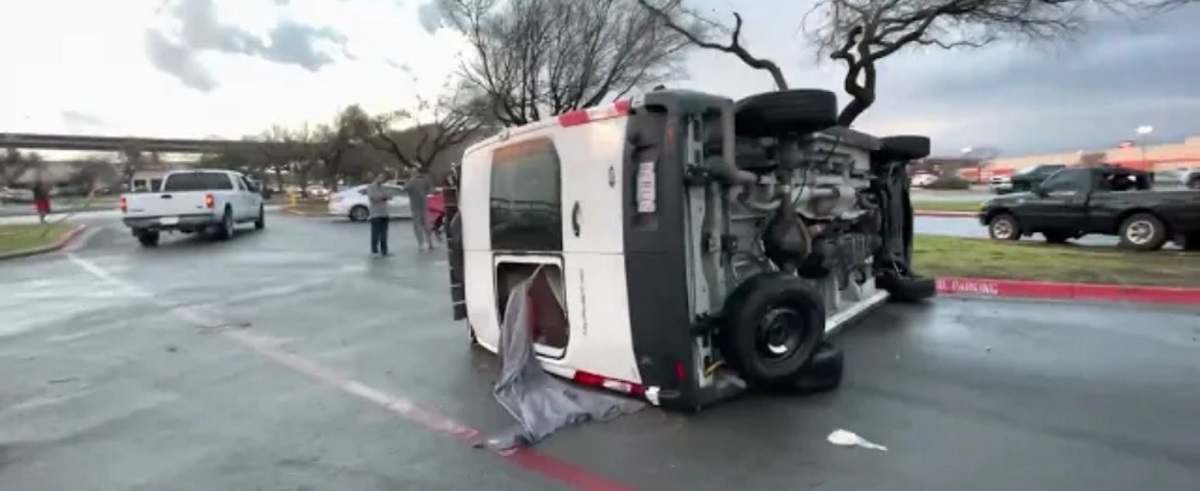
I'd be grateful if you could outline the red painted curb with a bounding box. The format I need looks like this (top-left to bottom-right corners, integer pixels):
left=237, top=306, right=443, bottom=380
left=936, top=277, right=1200, bottom=305
left=0, top=224, right=88, bottom=261
left=913, top=210, right=977, bottom=217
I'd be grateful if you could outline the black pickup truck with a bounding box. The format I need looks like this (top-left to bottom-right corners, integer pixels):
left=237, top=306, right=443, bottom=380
left=980, top=165, right=1200, bottom=251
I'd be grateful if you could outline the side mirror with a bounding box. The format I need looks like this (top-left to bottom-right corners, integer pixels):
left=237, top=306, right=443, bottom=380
left=1032, top=183, right=1047, bottom=196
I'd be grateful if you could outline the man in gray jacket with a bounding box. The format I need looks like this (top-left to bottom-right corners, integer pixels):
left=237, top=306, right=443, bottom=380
left=365, top=173, right=392, bottom=256
left=406, top=169, right=435, bottom=250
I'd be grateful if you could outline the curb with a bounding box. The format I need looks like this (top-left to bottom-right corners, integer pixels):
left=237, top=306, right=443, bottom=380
left=0, top=224, right=89, bottom=261
left=914, top=210, right=977, bottom=217
left=936, top=277, right=1200, bottom=305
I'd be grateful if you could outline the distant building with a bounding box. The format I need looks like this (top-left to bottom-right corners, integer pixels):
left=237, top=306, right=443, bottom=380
left=955, top=135, right=1200, bottom=181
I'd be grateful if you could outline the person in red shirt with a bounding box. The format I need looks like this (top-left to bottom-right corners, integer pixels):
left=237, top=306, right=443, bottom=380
left=426, top=187, right=446, bottom=243
left=32, top=179, right=51, bottom=223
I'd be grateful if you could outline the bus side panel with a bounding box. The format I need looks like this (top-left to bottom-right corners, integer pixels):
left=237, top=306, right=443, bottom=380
left=622, top=108, right=696, bottom=408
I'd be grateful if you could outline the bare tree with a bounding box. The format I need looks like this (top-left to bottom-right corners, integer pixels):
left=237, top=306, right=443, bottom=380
left=806, top=0, right=1117, bottom=125
left=68, top=158, right=120, bottom=192
left=290, top=123, right=325, bottom=195
left=117, top=142, right=146, bottom=188
left=1, top=148, right=38, bottom=188
left=642, top=0, right=1118, bottom=126
left=638, top=0, right=788, bottom=90
left=440, top=0, right=693, bottom=126
left=316, top=105, right=374, bottom=190
left=369, top=84, right=492, bottom=172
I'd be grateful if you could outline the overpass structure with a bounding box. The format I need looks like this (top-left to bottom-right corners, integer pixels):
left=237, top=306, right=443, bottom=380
left=0, top=132, right=284, bottom=154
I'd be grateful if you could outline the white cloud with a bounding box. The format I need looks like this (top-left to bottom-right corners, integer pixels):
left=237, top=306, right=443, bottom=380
left=0, top=0, right=467, bottom=140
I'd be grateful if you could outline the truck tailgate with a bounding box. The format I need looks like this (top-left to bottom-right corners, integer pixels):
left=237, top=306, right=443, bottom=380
left=123, top=192, right=213, bottom=219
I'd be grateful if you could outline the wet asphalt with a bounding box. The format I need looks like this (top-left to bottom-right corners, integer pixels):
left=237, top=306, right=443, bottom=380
left=1, top=212, right=1198, bottom=491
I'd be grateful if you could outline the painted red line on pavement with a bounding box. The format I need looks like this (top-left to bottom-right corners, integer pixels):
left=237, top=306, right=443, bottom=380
left=222, top=330, right=637, bottom=491
left=937, top=277, right=1200, bottom=305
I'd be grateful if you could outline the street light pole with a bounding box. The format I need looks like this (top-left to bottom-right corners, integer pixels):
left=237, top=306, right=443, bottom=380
left=1136, top=125, right=1154, bottom=170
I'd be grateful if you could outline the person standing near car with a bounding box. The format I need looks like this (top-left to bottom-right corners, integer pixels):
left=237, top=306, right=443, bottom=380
left=32, top=178, right=51, bottom=224
left=406, top=169, right=434, bottom=250
left=365, top=173, right=393, bottom=256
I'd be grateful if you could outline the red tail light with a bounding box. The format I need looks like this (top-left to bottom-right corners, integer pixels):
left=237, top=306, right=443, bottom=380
left=204, top=193, right=214, bottom=208
left=119, top=197, right=127, bottom=213
left=572, top=370, right=645, bottom=398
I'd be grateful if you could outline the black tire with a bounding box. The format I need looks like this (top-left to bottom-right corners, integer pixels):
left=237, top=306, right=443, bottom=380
left=1118, top=213, right=1168, bottom=251
left=349, top=205, right=369, bottom=222
left=254, top=205, right=265, bottom=230
left=878, top=135, right=931, bottom=161
left=137, top=231, right=160, bottom=247
left=783, top=341, right=844, bottom=394
left=720, top=274, right=825, bottom=388
left=734, top=89, right=838, bottom=138
left=1043, top=231, right=1073, bottom=244
left=876, top=271, right=937, bottom=303
left=987, top=213, right=1020, bottom=241
left=216, top=207, right=235, bottom=240
left=1187, top=176, right=1200, bottom=190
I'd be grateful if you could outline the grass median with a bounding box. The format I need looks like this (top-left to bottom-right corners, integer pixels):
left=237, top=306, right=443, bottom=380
left=913, top=235, right=1200, bottom=288
left=0, top=223, right=76, bottom=255
left=911, top=200, right=983, bottom=213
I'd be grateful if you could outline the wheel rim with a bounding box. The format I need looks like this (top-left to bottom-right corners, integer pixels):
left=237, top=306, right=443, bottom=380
left=991, top=218, right=1015, bottom=239
left=1125, top=220, right=1154, bottom=245
left=352, top=208, right=366, bottom=220
left=755, top=306, right=809, bottom=364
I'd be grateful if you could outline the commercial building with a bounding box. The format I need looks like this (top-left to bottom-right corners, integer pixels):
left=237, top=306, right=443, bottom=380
left=958, top=135, right=1200, bottom=181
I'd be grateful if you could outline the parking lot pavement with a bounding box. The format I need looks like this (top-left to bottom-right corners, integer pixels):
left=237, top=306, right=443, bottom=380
left=2, top=212, right=1198, bottom=491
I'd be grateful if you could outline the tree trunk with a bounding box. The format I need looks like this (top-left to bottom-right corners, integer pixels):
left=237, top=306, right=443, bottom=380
left=836, top=98, right=872, bottom=127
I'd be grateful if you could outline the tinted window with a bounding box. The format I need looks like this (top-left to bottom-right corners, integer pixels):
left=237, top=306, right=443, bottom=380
left=1040, top=169, right=1088, bottom=192
left=490, top=138, right=562, bottom=251
left=162, top=172, right=234, bottom=191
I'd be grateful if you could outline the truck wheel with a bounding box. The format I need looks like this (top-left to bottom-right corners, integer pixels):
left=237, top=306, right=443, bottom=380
left=216, top=208, right=235, bottom=240
left=987, top=213, right=1020, bottom=241
left=876, top=271, right=937, bottom=303
left=254, top=205, right=265, bottom=230
left=137, top=231, right=160, bottom=247
left=349, top=205, right=368, bottom=222
left=1118, top=213, right=1167, bottom=251
left=734, top=89, right=838, bottom=138
left=720, top=274, right=825, bottom=388
left=779, top=341, right=844, bottom=394
left=878, top=135, right=931, bottom=161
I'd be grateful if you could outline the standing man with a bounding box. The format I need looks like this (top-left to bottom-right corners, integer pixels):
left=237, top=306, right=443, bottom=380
left=406, top=168, right=434, bottom=250
left=32, top=178, right=51, bottom=224
left=365, top=173, right=392, bottom=256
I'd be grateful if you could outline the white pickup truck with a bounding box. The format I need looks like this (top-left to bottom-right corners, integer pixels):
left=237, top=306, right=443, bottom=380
left=119, top=169, right=265, bottom=246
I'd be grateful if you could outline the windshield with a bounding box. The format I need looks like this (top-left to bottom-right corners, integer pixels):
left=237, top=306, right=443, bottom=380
left=162, top=172, right=234, bottom=191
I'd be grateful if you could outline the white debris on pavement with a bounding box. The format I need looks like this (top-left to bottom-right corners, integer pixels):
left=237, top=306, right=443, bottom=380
left=827, top=429, right=888, bottom=451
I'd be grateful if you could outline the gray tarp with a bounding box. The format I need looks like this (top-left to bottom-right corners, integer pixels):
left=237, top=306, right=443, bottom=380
left=481, top=267, right=644, bottom=451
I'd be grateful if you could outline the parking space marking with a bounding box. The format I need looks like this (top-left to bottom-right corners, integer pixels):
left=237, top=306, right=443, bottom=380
left=64, top=253, right=638, bottom=491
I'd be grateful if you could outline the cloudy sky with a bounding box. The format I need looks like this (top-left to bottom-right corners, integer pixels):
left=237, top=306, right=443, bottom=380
left=2, top=0, right=1197, bottom=158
